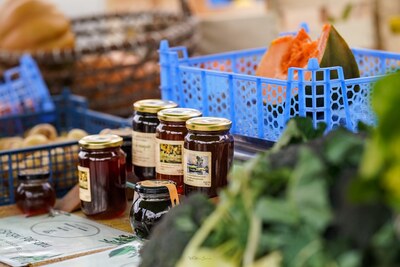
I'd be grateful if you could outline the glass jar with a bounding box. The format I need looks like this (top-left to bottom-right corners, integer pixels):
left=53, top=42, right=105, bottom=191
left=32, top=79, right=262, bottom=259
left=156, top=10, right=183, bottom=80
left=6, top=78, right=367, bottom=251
left=100, top=128, right=135, bottom=199
left=15, top=168, right=56, bottom=216
left=183, top=117, right=234, bottom=198
left=132, top=99, right=177, bottom=181
left=100, top=128, right=133, bottom=179
left=130, top=180, right=179, bottom=239
left=155, top=108, right=202, bottom=194
left=78, top=134, right=127, bottom=219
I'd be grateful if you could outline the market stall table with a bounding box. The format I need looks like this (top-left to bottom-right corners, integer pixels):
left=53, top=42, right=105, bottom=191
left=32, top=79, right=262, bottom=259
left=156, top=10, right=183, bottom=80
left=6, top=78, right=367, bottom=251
left=0, top=204, right=133, bottom=267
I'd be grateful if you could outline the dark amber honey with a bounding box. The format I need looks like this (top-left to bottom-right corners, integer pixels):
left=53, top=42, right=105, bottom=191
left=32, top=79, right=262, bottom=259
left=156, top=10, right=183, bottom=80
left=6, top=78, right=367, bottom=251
left=155, top=108, right=202, bottom=194
left=132, top=99, right=177, bottom=181
left=15, top=169, right=56, bottom=216
left=78, top=134, right=127, bottom=219
left=129, top=180, right=177, bottom=238
left=183, top=117, right=234, bottom=198
left=132, top=111, right=160, bottom=180
left=100, top=128, right=135, bottom=199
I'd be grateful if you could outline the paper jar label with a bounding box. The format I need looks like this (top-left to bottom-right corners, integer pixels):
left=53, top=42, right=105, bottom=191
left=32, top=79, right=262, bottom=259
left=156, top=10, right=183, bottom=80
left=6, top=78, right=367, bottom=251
left=132, top=131, right=156, bottom=167
left=78, top=165, right=91, bottom=202
left=183, top=149, right=212, bottom=188
left=155, top=139, right=184, bottom=176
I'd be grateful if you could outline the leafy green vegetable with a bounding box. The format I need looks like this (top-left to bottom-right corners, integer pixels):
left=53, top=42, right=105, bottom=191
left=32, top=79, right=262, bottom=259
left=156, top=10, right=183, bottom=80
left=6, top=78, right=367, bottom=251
left=139, top=73, right=400, bottom=267
left=174, top=128, right=369, bottom=267
left=288, top=148, right=332, bottom=232
left=370, top=221, right=400, bottom=265
left=255, top=198, right=299, bottom=225
left=272, top=117, right=326, bottom=152
left=360, top=71, right=400, bottom=210
left=139, top=193, right=215, bottom=267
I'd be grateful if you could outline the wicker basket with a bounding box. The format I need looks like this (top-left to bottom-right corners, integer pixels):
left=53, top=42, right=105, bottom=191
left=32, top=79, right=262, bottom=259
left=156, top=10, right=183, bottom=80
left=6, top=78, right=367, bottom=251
left=0, top=11, right=198, bottom=117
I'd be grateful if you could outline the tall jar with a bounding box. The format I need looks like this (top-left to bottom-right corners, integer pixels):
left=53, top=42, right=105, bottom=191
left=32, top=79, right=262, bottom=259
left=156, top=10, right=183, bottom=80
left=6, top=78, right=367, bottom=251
left=132, top=99, right=177, bottom=181
left=78, top=134, right=127, bottom=219
left=183, top=117, right=234, bottom=198
left=155, top=108, right=202, bottom=194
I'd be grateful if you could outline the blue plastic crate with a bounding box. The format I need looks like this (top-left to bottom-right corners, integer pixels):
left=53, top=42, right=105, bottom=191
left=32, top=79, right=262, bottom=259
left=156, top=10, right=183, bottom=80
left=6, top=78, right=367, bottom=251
left=159, top=39, right=400, bottom=142
left=208, top=0, right=232, bottom=7
left=0, top=90, right=131, bottom=206
left=0, top=54, right=56, bottom=135
left=0, top=55, right=54, bottom=116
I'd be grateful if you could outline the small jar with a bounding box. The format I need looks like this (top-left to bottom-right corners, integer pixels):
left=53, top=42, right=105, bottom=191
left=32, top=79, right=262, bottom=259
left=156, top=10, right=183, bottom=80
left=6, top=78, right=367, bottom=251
left=78, top=134, right=127, bottom=219
left=132, top=99, right=177, bottom=181
left=155, top=108, right=202, bottom=194
left=130, top=180, right=178, bottom=239
left=183, top=117, right=234, bottom=198
left=15, top=168, right=56, bottom=216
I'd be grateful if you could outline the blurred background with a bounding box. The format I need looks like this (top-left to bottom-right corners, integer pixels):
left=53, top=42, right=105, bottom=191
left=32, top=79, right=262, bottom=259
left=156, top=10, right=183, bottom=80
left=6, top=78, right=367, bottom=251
left=0, top=0, right=399, bottom=209
left=0, top=0, right=397, bottom=52
left=0, top=0, right=398, bottom=117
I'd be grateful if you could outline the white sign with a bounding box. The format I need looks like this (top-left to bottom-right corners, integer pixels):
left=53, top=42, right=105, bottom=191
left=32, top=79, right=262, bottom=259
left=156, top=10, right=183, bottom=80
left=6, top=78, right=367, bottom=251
left=46, top=240, right=142, bottom=267
left=0, top=213, right=137, bottom=267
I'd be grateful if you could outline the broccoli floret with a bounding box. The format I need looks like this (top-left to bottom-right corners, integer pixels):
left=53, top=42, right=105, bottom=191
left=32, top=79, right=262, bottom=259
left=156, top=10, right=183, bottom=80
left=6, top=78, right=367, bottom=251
left=139, top=193, right=215, bottom=267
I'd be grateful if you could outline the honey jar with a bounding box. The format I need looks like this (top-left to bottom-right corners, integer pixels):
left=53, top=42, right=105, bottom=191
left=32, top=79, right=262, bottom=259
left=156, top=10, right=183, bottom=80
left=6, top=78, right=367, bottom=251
left=183, top=117, right=234, bottom=198
left=15, top=168, right=56, bottom=216
left=129, top=180, right=179, bottom=239
left=100, top=128, right=133, bottom=179
left=132, top=99, right=177, bottom=181
left=155, top=108, right=202, bottom=194
left=100, top=127, right=135, bottom=199
left=78, top=134, right=127, bottom=219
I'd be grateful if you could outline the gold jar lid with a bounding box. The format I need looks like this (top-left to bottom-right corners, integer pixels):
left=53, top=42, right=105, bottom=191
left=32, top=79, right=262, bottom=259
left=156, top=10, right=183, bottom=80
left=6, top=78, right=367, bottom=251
left=186, top=117, right=232, bottom=131
left=158, top=108, right=202, bottom=122
left=133, top=99, right=177, bottom=114
left=79, top=134, right=123, bottom=149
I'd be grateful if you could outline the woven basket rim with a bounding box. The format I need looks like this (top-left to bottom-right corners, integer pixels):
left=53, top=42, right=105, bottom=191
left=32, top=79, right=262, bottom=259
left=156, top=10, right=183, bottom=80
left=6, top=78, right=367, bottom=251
left=0, top=11, right=197, bottom=64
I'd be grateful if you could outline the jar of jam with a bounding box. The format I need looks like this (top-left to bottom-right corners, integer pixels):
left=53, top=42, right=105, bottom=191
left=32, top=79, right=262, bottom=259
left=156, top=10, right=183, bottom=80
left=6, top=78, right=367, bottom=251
left=183, top=117, right=234, bottom=198
left=78, top=134, right=127, bottom=219
left=15, top=168, right=56, bottom=216
left=132, top=99, right=177, bottom=181
left=130, top=180, right=179, bottom=238
left=100, top=128, right=135, bottom=199
left=155, top=108, right=202, bottom=194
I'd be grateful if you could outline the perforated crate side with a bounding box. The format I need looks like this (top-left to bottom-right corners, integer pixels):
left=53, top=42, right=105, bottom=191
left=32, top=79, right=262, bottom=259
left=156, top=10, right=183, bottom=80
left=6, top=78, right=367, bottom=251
left=159, top=40, right=400, bottom=141
left=0, top=91, right=130, bottom=206
left=0, top=141, right=79, bottom=206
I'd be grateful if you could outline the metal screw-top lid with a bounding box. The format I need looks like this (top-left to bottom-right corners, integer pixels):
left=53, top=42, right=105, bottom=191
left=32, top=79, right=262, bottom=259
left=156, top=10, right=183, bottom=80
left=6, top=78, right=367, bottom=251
left=79, top=134, right=123, bottom=149
left=133, top=99, right=177, bottom=114
left=157, top=108, right=202, bottom=122
left=186, top=117, right=232, bottom=131
left=18, top=168, right=50, bottom=181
